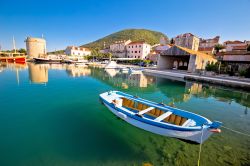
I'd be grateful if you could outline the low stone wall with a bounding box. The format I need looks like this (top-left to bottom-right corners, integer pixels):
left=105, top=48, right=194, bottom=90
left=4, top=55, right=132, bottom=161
left=185, top=75, right=250, bottom=90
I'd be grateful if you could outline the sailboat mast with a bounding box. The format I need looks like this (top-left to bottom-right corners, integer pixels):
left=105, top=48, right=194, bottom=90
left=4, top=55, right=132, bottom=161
left=12, top=36, right=16, bottom=53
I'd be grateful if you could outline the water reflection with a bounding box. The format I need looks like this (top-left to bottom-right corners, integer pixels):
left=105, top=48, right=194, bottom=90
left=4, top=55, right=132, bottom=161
left=1, top=62, right=250, bottom=165
left=28, top=63, right=48, bottom=84
left=104, top=69, right=118, bottom=77
left=90, top=67, right=156, bottom=89
left=66, top=64, right=91, bottom=77
left=1, top=62, right=249, bottom=108
left=90, top=67, right=250, bottom=108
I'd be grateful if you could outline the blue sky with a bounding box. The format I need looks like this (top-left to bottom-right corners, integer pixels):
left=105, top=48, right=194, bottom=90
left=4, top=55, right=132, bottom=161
left=0, top=0, right=249, bottom=51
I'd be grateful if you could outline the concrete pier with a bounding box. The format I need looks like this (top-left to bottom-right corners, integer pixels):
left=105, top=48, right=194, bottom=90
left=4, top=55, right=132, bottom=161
left=143, top=69, right=250, bottom=90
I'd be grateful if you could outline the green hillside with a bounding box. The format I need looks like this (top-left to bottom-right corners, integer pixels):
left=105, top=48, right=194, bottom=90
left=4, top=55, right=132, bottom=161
left=82, top=29, right=168, bottom=49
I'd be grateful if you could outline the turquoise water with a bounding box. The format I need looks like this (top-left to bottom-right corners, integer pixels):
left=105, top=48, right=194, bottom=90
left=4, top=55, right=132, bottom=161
left=0, top=63, right=249, bottom=166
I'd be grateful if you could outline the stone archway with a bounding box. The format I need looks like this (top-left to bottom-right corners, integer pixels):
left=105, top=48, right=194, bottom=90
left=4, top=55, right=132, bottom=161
left=173, top=60, right=178, bottom=68
left=179, top=61, right=183, bottom=66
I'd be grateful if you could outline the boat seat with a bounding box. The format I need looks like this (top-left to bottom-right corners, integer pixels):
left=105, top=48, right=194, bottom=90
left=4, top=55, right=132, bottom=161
left=154, top=111, right=173, bottom=122
left=138, top=107, right=155, bottom=115
left=181, top=119, right=195, bottom=127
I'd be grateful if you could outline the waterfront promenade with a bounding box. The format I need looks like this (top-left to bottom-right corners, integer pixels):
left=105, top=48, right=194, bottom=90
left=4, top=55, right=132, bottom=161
left=143, top=69, right=250, bottom=90
left=83, top=62, right=250, bottom=90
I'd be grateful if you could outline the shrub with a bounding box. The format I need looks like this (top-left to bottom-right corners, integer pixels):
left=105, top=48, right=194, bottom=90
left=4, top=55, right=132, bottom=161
left=239, top=70, right=247, bottom=77
left=205, top=62, right=219, bottom=72
left=245, top=67, right=250, bottom=78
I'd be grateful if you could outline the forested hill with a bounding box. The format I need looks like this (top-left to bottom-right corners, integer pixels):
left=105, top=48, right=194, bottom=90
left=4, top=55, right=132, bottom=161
left=82, top=29, right=168, bottom=49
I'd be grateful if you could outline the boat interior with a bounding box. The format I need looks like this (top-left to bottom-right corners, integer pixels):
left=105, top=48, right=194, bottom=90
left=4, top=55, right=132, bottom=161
left=121, top=97, right=194, bottom=126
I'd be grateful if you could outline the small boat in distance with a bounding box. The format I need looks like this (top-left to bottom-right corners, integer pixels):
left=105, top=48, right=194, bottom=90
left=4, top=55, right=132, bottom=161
left=100, top=91, right=222, bottom=144
left=33, top=57, right=62, bottom=64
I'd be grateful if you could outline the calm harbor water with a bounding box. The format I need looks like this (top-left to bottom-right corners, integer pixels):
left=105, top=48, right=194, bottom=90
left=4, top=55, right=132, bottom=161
left=0, top=63, right=249, bottom=166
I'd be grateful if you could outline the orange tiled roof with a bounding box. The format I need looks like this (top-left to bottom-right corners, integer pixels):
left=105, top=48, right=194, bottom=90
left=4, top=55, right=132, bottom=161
left=67, top=46, right=90, bottom=51
left=224, top=40, right=244, bottom=44
left=128, top=41, right=147, bottom=45
left=198, top=47, right=214, bottom=51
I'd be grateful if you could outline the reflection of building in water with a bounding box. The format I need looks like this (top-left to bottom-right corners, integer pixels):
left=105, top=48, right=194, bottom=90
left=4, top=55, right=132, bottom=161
left=66, top=65, right=91, bottom=77
left=185, top=81, right=250, bottom=107
left=28, top=63, right=48, bottom=83
left=121, top=82, right=129, bottom=89
left=183, top=82, right=203, bottom=102
left=105, top=69, right=118, bottom=77
left=49, top=64, right=67, bottom=70
left=127, top=74, right=148, bottom=87
left=185, top=82, right=203, bottom=95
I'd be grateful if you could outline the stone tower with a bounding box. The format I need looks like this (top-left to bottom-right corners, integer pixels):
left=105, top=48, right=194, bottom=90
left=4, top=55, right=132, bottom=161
left=25, top=37, right=46, bottom=58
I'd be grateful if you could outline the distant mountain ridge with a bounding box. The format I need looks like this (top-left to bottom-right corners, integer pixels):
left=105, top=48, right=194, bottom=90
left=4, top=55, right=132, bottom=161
left=81, top=29, right=168, bottom=49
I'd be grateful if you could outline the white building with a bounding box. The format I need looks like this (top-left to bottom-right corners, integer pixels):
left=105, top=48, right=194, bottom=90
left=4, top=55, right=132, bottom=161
left=174, top=33, right=200, bottom=51
left=109, top=40, right=131, bottom=58
left=126, top=41, right=151, bottom=59
left=65, top=46, right=91, bottom=56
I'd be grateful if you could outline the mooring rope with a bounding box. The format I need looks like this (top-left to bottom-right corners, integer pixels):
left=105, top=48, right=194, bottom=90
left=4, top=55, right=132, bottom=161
left=196, top=125, right=250, bottom=166
left=221, top=126, right=250, bottom=137
left=197, top=126, right=204, bottom=166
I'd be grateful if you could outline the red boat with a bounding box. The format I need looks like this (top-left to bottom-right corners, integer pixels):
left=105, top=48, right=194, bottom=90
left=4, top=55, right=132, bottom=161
left=0, top=56, right=26, bottom=63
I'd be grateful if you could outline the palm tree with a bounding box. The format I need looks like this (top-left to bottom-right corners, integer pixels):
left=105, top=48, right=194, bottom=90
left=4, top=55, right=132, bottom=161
left=170, top=38, right=175, bottom=44
left=214, top=44, right=224, bottom=53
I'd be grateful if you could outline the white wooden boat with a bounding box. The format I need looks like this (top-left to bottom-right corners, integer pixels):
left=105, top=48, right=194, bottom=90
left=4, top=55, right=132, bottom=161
left=99, top=91, right=222, bottom=144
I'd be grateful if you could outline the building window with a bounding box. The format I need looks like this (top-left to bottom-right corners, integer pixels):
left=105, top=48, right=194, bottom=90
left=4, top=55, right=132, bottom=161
left=132, top=46, right=133, bottom=48
left=132, top=51, right=133, bottom=53
left=136, top=45, right=137, bottom=48
left=139, top=51, right=140, bottom=53
left=129, top=46, right=130, bottom=48
left=139, top=45, right=141, bottom=47
left=135, top=51, right=137, bottom=53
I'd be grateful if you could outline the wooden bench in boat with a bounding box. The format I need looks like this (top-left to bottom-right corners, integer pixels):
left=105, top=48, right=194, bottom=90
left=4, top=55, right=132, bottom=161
left=138, top=107, right=155, bottom=115
left=181, top=119, right=196, bottom=127
left=154, top=111, right=173, bottom=122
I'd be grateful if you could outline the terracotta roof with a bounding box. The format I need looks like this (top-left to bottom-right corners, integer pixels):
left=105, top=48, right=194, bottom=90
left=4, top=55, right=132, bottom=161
left=128, top=41, right=147, bottom=45
left=67, top=46, right=90, bottom=51
left=198, top=47, right=214, bottom=51
left=224, top=40, right=244, bottom=44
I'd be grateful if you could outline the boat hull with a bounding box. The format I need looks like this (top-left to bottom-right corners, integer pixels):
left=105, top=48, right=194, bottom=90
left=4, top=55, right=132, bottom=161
left=0, top=56, right=26, bottom=63
left=103, top=102, right=212, bottom=143
left=33, top=58, right=62, bottom=64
